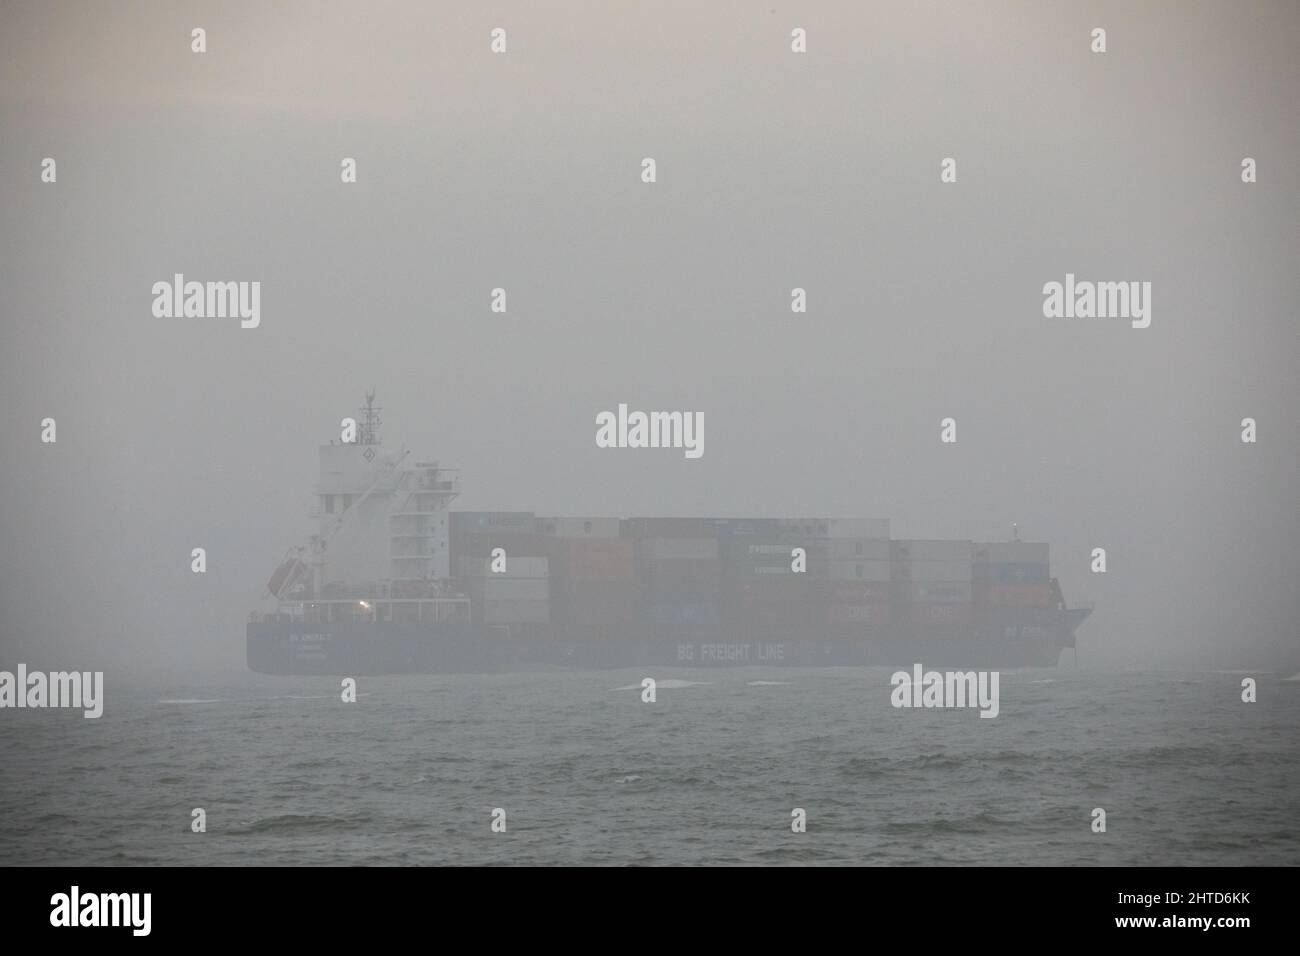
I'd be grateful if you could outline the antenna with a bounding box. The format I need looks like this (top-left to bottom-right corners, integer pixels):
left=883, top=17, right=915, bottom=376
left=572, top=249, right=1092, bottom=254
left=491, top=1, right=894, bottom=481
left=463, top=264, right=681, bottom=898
left=358, top=389, right=382, bottom=446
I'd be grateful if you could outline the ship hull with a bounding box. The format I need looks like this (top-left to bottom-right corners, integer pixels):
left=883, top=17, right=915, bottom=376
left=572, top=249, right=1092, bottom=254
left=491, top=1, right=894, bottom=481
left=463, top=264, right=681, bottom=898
left=246, top=609, right=1087, bottom=675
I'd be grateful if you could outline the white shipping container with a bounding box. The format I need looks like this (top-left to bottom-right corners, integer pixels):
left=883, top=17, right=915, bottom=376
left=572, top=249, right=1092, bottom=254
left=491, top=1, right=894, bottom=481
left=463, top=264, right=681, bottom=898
left=777, top=517, right=829, bottom=536
left=472, top=578, right=550, bottom=601
left=828, top=560, right=892, bottom=582
left=975, top=542, right=1050, bottom=565
left=459, top=556, right=549, bottom=578
left=826, top=538, right=891, bottom=561
left=482, top=599, right=550, bottom=624
left=907, top=560, right=973, bottom=582
left=899, top=540, right=972, bottom=562
left=543, top=516, right=621, bottom=538
left=827, top=518, right=890, bottom=539
left=645, top=538, right=719, bottom=561
left=452, top=511, right=535, bottom=533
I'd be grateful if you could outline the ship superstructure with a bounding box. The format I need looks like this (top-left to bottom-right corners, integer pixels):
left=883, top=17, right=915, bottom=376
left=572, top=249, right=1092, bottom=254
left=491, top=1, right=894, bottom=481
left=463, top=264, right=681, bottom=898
left=258, top=392, right=470, bottom=646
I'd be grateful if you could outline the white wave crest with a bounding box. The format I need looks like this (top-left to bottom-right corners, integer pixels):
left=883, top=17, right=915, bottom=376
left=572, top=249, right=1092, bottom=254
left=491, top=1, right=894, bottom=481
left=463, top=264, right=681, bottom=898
left=157, top=698, right=224, bottom=704
left=610, top=679, right=712, bottom=691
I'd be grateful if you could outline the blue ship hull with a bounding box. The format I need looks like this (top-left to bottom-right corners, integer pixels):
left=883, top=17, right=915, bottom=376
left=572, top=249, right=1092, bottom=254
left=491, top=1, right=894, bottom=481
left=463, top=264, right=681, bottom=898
left=246, top=608, right=1089, bottom=674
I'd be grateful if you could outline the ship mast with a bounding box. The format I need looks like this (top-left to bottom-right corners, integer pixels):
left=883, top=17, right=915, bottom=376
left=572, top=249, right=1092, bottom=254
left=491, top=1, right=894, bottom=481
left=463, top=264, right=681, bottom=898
left=305, top=390, right=391, bottom=597
left=358, top=388, right=382, bottom=446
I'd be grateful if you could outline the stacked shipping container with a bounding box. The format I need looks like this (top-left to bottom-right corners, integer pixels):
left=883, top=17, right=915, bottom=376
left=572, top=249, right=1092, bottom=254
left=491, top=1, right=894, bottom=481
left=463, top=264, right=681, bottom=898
left=447, top=513, right=1055, bottom=643
left=893, top=540, right=974, bottom=628
left=973, top=542, right=1052, bottom=608
left=451, top=512, right=550, bottom=626
left=642, top=535, right=723, bottom=631
left=539, top=518, right=638, bottom=639
left=818, top=524, right=892, bottom=635
left=458, top=555, right=550, bottom=624
left=448, top=511, right=549, bottom=562
left=726, top=527, right=812, bottom=637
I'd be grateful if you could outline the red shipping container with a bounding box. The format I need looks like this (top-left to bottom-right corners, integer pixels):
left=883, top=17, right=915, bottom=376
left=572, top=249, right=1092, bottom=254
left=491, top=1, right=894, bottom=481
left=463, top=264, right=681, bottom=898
left=558, top=537, right=635, bottom=581
left=909, top=602, right=974, bottom=626
left=987, top=584, right=1052, bottom=608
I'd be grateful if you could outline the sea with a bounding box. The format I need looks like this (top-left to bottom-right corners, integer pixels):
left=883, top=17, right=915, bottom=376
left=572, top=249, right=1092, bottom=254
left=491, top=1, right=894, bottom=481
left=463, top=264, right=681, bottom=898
left=1, top=667, right=1297, bottom=866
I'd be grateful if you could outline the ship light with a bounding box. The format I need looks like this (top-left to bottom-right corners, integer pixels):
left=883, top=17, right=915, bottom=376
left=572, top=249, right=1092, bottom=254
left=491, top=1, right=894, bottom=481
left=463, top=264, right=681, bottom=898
left=359, top=601, right=371, bottom=609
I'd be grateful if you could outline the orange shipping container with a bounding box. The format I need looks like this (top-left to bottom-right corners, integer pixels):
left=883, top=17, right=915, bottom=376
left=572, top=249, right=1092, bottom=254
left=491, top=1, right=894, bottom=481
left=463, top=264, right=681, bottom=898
left=556, top=538, right=635, bottom=581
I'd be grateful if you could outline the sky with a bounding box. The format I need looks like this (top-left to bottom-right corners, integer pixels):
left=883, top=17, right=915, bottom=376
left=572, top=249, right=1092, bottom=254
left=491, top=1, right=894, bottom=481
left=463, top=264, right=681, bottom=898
left=1, top=1, right=1297, bottom=673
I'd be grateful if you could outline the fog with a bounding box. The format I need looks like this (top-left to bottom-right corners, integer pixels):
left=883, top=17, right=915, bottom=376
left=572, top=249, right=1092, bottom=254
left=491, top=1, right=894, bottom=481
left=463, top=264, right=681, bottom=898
left=2, top=0, right=1296, bottom=675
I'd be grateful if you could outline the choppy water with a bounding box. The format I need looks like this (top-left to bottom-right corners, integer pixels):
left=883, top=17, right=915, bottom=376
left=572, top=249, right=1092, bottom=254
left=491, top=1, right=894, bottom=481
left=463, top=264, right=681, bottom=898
left=2, top=668, right=1297, bottom=865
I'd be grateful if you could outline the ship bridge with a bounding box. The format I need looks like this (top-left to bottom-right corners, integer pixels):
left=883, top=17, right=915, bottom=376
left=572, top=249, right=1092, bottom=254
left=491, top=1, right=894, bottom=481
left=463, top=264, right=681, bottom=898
left=270, top=391, right=463, bottom=603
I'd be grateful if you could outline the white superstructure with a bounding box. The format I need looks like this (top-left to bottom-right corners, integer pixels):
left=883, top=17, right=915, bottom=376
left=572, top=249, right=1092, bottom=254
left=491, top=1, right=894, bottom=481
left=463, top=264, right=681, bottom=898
left=309, top=391, right=460, bottom=596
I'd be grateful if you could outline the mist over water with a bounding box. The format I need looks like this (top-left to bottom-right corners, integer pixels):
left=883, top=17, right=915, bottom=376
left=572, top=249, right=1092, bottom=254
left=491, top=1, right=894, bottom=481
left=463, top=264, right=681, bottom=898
left=0, top=1, right=1297, bottom=873
left=2, top=668, right=1296, bottom=866
left=1, top=2, right=1298, bottom=676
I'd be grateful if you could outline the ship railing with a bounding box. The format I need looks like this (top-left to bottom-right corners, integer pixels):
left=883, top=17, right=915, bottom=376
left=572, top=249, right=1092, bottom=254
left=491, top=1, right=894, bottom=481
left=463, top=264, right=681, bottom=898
left=318, top=582, right=394, bottom=600
left=253, top=597, right=472, bottom=626
left=414, top=479, right=459, bottom=492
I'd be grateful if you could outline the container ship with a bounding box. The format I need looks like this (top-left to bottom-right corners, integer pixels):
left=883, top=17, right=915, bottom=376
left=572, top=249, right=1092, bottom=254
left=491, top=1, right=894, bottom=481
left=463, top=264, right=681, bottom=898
left=247, top=394, right=1092, bottom=675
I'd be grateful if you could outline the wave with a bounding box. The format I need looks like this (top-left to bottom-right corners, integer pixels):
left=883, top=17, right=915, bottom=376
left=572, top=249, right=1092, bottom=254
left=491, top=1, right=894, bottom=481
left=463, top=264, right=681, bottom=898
left=157, top=694, right=369, bottom=704
left=229, top=813, right=369, bottom=835
left=610, top=679, right=712, bottom=691
left=748, top=680, right=791, bottom=686
left=885, top=811, right=1014, bottom=835
left=157, top=698, right=224, bottom=705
